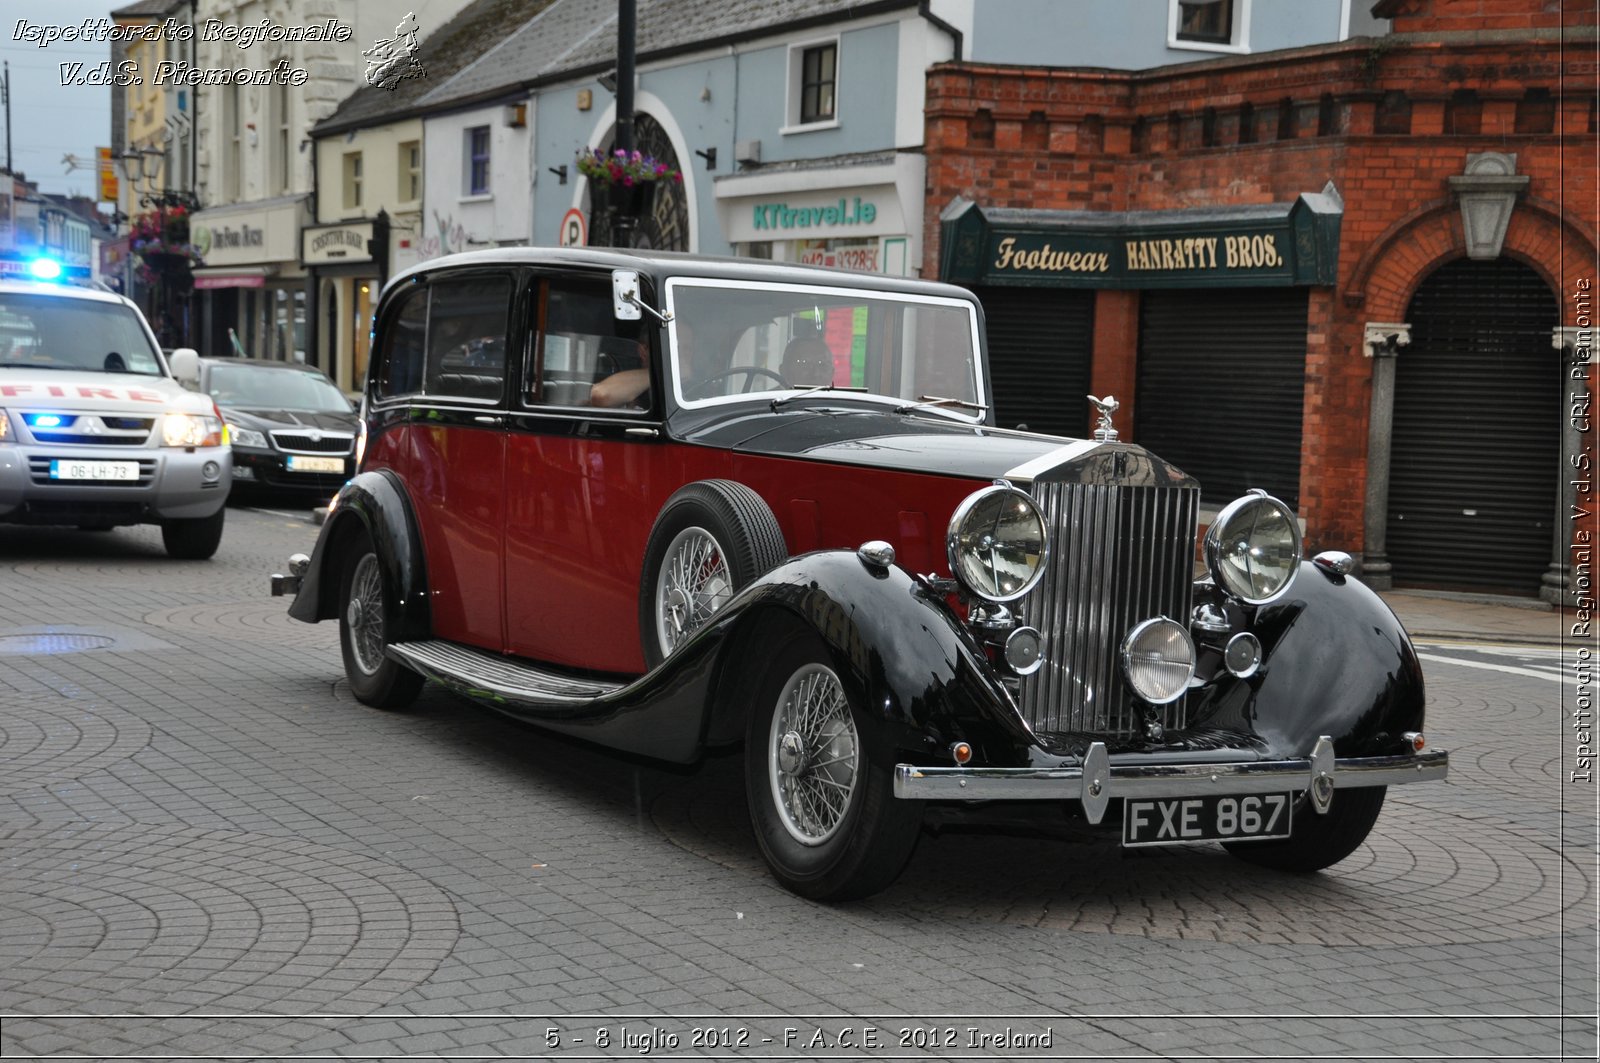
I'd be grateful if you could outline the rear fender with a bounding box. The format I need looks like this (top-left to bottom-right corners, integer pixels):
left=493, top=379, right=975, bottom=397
left=287, top=470, right=431, bottom=642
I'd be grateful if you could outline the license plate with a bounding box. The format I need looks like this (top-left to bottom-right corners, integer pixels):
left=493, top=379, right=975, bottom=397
left=49, top=460, right=139, bottom=482
left=286, top=455, right=345, bottom=473
left=1122, top=792, right=1294, bottom=847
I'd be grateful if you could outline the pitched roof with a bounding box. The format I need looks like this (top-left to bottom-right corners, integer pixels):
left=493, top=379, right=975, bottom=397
left=312, top=0, right=559, bottom=135
left=417, top=0, right=917, bottom=110
left=111, top=0, right=183, bottom=18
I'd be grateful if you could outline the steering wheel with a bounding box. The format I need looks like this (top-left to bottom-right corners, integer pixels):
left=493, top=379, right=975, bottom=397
left=685, top=365, right=790, bottom=399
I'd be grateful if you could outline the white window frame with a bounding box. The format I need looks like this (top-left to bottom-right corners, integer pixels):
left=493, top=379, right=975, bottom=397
left=1168, top=0, right=1252, bottom=55
left=781, top=35, right=841, bottom=136
left=399, top=140, right=421, bottom=205
left=343, top=151, right=363, bottom=212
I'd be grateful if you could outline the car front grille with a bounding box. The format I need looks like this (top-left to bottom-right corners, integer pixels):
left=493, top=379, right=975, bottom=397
left=270, top=430, right=353, bottom=454
left=27, top=456, right=159, bottom=486
left=1017, top=481, right=1200, bottom=739
left=26, top=414, right=155, bottom=446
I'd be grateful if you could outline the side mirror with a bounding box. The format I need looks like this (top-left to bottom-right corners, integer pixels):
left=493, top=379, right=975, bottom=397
left=612, top=269, right=643, bottom=321
left=168, top=348, right=200, bottom=387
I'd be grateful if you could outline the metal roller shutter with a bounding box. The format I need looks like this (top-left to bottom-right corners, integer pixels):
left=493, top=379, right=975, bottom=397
left=975, top=286, right=1094, bottom=438
left=1388, top=258, right=1559, bottom=594
left=1136, top=288, right=1308, bottom=509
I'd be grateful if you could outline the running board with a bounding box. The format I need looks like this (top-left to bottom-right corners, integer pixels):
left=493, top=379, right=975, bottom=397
left=387, top=640, right=627, bottom=707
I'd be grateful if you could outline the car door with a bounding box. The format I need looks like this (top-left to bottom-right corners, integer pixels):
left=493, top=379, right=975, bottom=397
left=502, top=270, right=670, bottom=673
left=403, top=269, right=516, bottom=651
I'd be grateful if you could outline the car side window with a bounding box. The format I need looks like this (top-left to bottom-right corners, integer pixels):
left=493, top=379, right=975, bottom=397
left=376, top=285, right=428, bottom=399
left=425, top=275, right=511, bottom=403
left=530, top=277, right=650, bottom=411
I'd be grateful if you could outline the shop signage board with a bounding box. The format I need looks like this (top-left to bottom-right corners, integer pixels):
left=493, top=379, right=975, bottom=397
left=301, top=221, right=375, bottom=265
left=939, top=195, right=1341, bottom=289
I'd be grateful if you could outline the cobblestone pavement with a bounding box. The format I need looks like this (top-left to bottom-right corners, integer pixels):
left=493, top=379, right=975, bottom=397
left=0, top=506, right=1594, bottom=1061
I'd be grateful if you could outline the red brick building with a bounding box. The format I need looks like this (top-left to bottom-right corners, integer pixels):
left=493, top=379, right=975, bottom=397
left=924, top=0, right=1596, bottom=603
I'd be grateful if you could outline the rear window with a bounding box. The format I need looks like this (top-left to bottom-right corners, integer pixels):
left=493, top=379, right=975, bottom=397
left=0, top=293, right=161, bottom=376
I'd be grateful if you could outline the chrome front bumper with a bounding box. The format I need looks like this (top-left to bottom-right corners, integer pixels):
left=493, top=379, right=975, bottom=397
left=893, top=735, right=1449, bottom=824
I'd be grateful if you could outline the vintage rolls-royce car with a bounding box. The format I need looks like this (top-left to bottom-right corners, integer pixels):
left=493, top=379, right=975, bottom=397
left=273, top=248, right=1447, bottom=901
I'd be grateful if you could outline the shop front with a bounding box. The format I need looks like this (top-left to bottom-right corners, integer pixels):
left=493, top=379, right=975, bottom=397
left=715, top=151, right=924, bottom=278
left=191, top=196, right=309, bottom=363
left=301, top=216, right=389, bottom=394
left=940, top=193, right=1341, bottom=507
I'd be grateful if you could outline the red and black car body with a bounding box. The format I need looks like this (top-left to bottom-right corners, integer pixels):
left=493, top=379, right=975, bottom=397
left=275, top=248, right=1447, bottom=900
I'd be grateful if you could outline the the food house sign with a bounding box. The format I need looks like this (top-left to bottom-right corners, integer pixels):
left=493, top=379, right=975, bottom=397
left=940, top=194, right=1340, bottom=289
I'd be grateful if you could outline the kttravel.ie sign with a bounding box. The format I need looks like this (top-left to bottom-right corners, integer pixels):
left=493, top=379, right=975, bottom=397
left=939, top=194, right=1341, bottom=289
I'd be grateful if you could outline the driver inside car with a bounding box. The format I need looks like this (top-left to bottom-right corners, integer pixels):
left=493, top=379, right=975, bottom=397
left=781, top=332, right=835, bottom=387
left=587, top=336, right=651, bottom=408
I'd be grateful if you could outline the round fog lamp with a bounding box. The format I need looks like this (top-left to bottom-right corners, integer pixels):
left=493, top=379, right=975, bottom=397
left=946, top=484, right=1049, bottom=602
left=1205, top=490, right=1303, bottom=605
left=1003, top=625, right=1044, bottom=675
left=1120, top=617, right=1195, bottom=704
left=1224, top=631, right=1262, bottom=678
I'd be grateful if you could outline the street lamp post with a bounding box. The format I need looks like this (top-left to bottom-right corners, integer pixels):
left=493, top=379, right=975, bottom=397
left=611, top=0, right=639, bottom=249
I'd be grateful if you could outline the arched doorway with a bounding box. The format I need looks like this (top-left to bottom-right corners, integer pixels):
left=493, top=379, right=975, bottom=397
left=1386, top=258, right=1560, bottom=594
left=586, top=113, right=690, bottom=251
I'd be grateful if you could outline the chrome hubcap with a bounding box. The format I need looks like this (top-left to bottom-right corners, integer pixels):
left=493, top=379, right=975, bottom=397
left=655, top=526, right=732, bottom=657
left=347, top=553, right=385, bottom=677
left=768, top=662, right=859, bottom=846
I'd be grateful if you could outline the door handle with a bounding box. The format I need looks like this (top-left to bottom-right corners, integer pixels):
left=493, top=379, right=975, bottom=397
left=473, top=415, right=501, bottom=426
left=625, top=426, right=659, bottom=437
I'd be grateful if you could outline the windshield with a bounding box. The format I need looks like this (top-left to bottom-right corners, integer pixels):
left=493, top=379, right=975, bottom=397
left=0, top=293, right=162, bottom=375
left=208, top=363, right=351, bottom=412
left=665, top=279, right=983, bottom=416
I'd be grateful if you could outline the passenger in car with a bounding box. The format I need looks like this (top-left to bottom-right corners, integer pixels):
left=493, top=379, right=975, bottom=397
left=588, top=337, right=651, bottom=408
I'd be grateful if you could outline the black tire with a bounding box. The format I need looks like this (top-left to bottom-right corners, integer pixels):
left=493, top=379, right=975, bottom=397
left=338, top=537, right=424, bottom=710
left=638, top=479, right=786, bottom=668
left=161, top=508, right=226, bottom=559
left=1224, top=786, right=1386, bottom=872
left=744, top=630, right=923, bottom=901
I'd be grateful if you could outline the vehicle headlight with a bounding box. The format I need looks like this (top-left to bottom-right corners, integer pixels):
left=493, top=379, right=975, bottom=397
left=162, top=410, right=225, bottom=448
left=946, top=482, right=1049, bottom=602
left=1121, top=617, right=1195, bottom=704
left=1204, top=489, right=1303, bottom=605
left=0, top=410, right=9, bottom=441
left=228, top=425, right=268, bottom=449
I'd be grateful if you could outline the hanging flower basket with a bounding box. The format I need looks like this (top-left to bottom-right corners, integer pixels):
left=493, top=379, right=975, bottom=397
left=129, top=210, right=203, bottom=275
left=577, top=148, right=679, bottom=220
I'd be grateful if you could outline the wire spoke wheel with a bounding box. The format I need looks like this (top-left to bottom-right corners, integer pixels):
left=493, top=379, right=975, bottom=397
left=347, top=552, right=387, bottom=677
left=654, top=525, right=732, bottom=656
left=768, top=662, right=860, bottom=846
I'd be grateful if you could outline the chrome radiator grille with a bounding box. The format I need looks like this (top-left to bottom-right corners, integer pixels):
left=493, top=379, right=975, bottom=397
left=1018, top=482, right=1200, bottom=738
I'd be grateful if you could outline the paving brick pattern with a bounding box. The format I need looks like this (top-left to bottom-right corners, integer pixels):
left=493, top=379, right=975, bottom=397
left=0, top=508, right=1592, bottom=1059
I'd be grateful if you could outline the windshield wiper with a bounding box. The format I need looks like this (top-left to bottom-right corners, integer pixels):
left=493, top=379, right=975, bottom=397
left=769, top=383, right=869, bottom=410
left=894, top=394, right=989, bottom=415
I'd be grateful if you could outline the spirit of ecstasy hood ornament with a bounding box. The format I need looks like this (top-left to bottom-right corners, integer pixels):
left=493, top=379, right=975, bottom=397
left=1087, top=394, right=1119, bottom=441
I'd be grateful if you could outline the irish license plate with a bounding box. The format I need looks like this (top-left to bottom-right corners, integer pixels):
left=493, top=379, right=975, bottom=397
left=1122, top=793, right=1294, bottom=847
left=49, top=460, right=139, bottom=481
left=286, top=455, right=344, bottom=473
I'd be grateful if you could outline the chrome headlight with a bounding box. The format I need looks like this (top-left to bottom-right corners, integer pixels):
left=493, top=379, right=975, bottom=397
left=1204, top=490, right=1303, bottom=605
left=946, top=482, right=1049, bottom=602
left=1121, top=617, right=1195, bottom=704
left=228, top=425, right=268, bottom=449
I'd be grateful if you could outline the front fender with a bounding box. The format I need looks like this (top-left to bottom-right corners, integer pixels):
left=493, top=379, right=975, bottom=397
left=1188, top=561, right=1427, bottom=758
left=700, top=550, right=1039, bottom=767
left=286, top=470, right=431, bottom=643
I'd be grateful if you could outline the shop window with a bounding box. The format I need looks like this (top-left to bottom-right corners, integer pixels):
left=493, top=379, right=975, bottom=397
left=466, top=126, right=491, bottom=195
left=1171, top=0, right=1249, bottom=51
left=400, top=140, right=421, bottom=202
left=343, top=152, right=362, bottom=211
left=426, top=275, right=511, bottom=402
left=378, top=286, right=428, bottom=399
left=1375, top=90, right=1412, bottom=135
left=1515, top=88, right=1555, bottom=134
left=786, top=38, right=838, bottom=130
